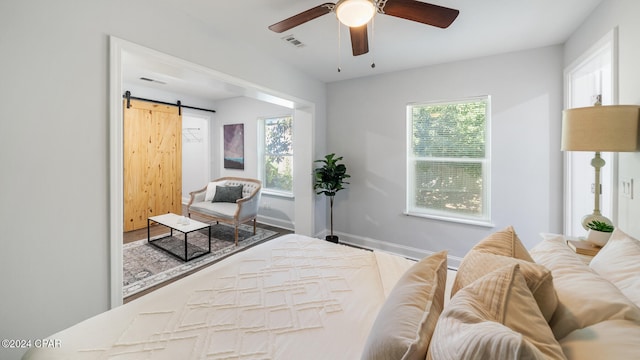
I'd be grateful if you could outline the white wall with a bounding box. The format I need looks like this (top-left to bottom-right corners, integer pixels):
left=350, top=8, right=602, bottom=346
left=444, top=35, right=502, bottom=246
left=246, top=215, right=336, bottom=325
left=564, top=0, right=640, bottom=238
left=0, top=1, right=325, bottom=359
left=214, top=97, right=296, bottom=229
left=327, top=45, right=564, bottom=263
left=182, top=112, right=211, bottom=201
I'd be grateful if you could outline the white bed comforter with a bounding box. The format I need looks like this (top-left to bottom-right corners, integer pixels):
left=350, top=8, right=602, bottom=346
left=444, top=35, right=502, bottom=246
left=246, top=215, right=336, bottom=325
left=24, top=234, right=416, bottom=360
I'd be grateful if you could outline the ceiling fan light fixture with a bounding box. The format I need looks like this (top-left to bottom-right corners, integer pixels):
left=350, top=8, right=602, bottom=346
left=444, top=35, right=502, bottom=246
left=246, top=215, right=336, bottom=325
left=336, top=0, right=376, bottom=27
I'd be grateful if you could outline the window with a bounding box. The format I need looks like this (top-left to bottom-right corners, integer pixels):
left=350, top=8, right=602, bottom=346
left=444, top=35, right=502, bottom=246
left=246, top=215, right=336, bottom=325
left=406, top=96, right=491, bottom=224
left=259, top=115, right=293, bottom=196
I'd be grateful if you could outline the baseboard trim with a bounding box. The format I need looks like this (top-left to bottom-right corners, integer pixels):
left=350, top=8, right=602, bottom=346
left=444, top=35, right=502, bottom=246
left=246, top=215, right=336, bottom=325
left=331, top=230, right=463, bottom=269
left=257, top=215, right=294, bottom=232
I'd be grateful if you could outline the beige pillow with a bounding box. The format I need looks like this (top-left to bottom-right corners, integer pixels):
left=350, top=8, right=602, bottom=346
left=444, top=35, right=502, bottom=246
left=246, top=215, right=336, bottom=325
left=452, top=226, right=558, bottom=322
left=428, top=264, right=566, bottom=360
left=361, top=250, right=447, bottom=360
left=472, top=225, right=535, bottom=261
left=452, top=251, right=557, bottom=322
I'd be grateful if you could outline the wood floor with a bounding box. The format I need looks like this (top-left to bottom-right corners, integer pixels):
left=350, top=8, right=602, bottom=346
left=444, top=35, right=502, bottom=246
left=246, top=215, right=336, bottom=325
left=122, top=209, right=292, bottom=302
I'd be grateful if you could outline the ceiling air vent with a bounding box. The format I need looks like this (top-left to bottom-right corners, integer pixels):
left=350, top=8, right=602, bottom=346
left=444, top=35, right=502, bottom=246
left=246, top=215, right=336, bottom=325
left=139, top=77, right=166, bottom=85
left=281, top=34, right=305, bottom=48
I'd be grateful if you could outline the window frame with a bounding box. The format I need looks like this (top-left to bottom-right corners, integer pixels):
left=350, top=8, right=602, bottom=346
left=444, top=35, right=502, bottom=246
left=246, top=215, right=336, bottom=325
left=405, top=95, right=493, bottom=226
left=257, top=115, right=295, bottom=198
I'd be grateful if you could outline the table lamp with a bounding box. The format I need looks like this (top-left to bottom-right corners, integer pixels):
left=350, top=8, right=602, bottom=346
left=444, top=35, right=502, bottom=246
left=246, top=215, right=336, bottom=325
left=561, top=104, right=640, bottom=229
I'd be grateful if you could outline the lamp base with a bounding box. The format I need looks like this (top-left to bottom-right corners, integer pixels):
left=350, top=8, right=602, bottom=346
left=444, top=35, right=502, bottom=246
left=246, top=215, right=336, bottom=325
left=581, top=213, right=613, bottom=231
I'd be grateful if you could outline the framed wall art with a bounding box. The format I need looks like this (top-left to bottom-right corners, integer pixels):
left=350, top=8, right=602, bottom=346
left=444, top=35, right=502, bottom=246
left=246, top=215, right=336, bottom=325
left=223, top=123, right=244, bottom=169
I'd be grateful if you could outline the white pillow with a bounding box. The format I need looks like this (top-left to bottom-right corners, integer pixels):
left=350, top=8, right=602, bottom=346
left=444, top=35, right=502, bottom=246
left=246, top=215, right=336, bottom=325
left=590, top=228, right=640, bottom=307
left=204, top=180, right=227, bottom=202
left=530, top=234, right=640, bottom=340
left=560, top=320, right=640, bottom=360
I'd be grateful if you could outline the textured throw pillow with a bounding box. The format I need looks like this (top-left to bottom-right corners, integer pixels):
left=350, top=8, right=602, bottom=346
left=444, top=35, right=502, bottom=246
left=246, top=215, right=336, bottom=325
left=427, top=264, right=566, bottom=360
left=451, top=226, right=558, bottom=322
left=361, top=250, right=448, bottom=360
left=452, top=251, right=557, bottom=322
left=204, top=180, right=227, bottom=201
left=590, top=228, right=640, bottom=307
left=212, top=185, right=243, bottom=203
left=472, top=225, right=534, bottom=261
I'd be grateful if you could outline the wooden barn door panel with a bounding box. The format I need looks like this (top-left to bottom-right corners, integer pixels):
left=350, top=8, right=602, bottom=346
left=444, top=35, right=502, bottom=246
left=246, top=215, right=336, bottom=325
left=124, top=100, right=182, bottom=232
left=123, top=104, right=151, bottom=231
left=147, top=109, right=182, bottom=222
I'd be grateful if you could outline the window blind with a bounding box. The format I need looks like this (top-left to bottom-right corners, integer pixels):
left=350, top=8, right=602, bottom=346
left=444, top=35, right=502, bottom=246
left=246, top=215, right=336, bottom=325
left=407, top=96, right=490, bottom=223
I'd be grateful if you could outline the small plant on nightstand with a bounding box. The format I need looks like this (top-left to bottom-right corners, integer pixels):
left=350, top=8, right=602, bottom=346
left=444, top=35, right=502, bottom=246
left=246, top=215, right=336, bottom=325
left=586, top=220, right=614, bottom=247
left=587, top=220, right=614, bottom=233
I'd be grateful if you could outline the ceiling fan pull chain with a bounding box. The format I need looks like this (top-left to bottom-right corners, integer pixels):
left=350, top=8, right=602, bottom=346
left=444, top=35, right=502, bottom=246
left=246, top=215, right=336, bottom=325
left=371, top=16, right=376, bottom=68
left=337, top=21, right=342, bottom=72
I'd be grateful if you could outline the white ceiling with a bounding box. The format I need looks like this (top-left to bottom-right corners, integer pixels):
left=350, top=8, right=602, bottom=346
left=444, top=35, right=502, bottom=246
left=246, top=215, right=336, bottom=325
left=125, top=0, right=602, bottom=100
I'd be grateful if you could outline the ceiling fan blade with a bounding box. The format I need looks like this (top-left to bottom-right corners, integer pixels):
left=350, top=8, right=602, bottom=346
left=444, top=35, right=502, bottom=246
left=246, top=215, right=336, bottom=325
left=382, top=0, right=459, bottom=28
left=268, top=3, right=334, bottom=33
left=350, top=25, right=369, bottom=56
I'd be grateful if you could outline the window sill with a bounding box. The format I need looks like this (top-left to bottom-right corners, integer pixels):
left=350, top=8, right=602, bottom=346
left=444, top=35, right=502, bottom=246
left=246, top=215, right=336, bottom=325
left=404, top=211, right=494, bottom=228
left=262, top=189, right=294, bottom=199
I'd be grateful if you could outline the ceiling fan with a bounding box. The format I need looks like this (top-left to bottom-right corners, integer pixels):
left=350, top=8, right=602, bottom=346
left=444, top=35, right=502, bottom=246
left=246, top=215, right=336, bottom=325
left=268, top=0, right=460, bottom=56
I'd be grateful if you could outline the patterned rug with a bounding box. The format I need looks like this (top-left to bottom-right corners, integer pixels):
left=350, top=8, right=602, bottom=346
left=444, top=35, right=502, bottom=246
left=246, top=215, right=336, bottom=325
left=123, top=223, right=278, bottom=298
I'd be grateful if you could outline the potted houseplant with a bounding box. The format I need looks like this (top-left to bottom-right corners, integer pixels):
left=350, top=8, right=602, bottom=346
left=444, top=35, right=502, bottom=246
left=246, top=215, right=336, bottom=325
left=314, top=153, right=350, bottom=243
left=586, top=220, right=614, bottom=247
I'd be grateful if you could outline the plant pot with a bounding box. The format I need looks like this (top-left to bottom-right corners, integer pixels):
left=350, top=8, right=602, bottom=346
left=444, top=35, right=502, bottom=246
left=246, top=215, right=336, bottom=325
left=325, top=235, right=339, bottom=244
left=587, top=229, right=612, bottom=247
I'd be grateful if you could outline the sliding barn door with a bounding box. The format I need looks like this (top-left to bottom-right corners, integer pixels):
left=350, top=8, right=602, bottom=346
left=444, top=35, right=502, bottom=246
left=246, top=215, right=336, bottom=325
left=123, top=99, right=182, bottom=231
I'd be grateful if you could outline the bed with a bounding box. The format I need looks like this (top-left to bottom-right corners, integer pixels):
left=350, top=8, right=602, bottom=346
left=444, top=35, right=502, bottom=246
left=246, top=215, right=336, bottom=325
left=24, top=228, right=640, bottom=359
left=24, top=234, right=428, bottom=359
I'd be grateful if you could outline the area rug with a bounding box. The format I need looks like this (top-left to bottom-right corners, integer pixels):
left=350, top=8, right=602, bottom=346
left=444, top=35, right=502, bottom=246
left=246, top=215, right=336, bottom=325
left=123, top=223, right=278, bottom=298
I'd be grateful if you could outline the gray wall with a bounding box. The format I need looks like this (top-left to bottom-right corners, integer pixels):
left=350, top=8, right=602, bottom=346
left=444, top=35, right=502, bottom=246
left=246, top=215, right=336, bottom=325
left=327, top=45, right=565, bottom=263
left=0, top=1, right=326, bottom=359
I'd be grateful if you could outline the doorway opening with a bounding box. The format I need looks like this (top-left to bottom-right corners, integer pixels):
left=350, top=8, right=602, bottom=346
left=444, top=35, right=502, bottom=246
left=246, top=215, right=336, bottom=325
left=182, top=111, right=211, bottom=204
left=110, top=36, right=316, bottom=307
left=563, top=28, right=618, bottom=237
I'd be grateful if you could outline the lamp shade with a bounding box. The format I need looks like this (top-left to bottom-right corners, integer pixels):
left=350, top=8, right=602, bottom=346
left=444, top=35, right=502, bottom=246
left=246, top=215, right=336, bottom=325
left=335, top=0, right=376, bottom=27
left=561, top=105, right=640, bottom=152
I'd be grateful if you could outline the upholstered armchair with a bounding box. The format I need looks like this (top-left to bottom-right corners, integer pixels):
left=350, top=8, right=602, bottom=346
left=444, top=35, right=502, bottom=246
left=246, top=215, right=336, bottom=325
left=187, top=177, right=262, bottom=246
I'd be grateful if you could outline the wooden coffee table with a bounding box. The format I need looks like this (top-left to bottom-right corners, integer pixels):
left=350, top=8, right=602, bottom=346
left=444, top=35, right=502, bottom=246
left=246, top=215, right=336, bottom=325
left=147, top=213, right=211, bottom=261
